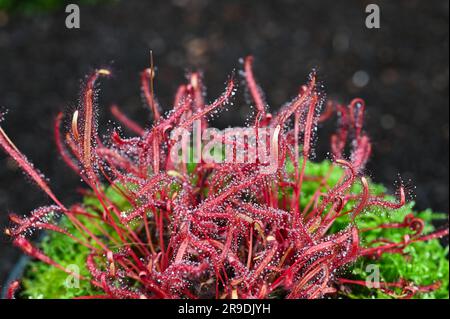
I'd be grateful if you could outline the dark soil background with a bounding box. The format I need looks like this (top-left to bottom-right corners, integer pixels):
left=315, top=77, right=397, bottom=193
left=0, top=0, right=448, bottom=288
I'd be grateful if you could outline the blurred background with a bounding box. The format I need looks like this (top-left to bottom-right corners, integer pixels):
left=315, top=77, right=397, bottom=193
left=0, top=0, right=448, bottom=288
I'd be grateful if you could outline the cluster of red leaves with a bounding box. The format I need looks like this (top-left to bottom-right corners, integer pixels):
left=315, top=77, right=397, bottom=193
left=1, top=57, right=448, bottom=299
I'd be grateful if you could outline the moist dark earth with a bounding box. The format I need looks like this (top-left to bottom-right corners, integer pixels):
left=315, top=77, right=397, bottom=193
left=0, top=0, right=448, bottom=288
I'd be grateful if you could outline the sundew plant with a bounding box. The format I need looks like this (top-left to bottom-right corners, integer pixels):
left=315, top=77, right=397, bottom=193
left=1, top=56, right=448, bottom=299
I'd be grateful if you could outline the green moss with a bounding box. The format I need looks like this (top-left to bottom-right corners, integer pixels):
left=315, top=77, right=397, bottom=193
left=20, top=160, right=448, bottom=299
left=21, top=219, right=101, bottom=299
left=345, top=207, right=449, bottom=299
left=21, top=185, right=131, bottom=299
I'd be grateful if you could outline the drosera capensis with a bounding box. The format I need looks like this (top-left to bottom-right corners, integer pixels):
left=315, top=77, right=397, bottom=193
left=1, top=56, right=448, bottom=299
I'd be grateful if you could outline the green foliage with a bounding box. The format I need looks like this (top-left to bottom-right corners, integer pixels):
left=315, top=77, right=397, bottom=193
left=21, top=217, right=100, bottom=299
left=21, top=185, right=130, bottom=299
left=20, top=160, right=448, bottom=299
left=346, top=208, right=449, bottom=299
